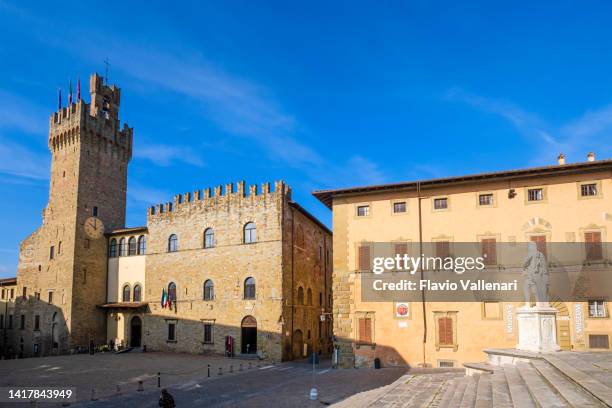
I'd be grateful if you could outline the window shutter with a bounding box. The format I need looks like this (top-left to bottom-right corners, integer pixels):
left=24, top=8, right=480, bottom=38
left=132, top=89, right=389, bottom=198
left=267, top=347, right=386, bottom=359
left=436, top=241, right=450, bottom=259
left=395, top=243, right=408, bottom=257
left=358, top=246, right=371, bottom=271
left=438, top=317, right=453, bottom=345
left=359, top=317, right=372, bottom=343
left=482, top=239, right=497, bottom=265
left=530, top=235, right=547, bottom=257
left=585, top=232, right=602, bottom=261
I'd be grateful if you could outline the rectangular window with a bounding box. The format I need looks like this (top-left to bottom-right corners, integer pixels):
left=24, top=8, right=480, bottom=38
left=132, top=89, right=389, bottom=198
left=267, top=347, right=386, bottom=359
left=10, top=289, right=14, bottom=299
left=527, top=188, right=544, bottom=202
left=481, top=239, right=497, bottom=265
left=167, top=322, right=176, bottom=342
left=93, top=206, right=98, bottom=217
left=58, top=241, right=61, bottom=255
left=48, top=292, right=54, bottom=304
left=589, top=300, right=606, bottom=318
left=438, top=360, right=455, bottom=368
left=34, top=292, right=40, bottom=301
left=589, top=334, right=610, bottom=349
left=438, top=317, right=453, bottom=345
left=1, top=289, right=4, bottom=299
left=22, top=287, right=27, bottom=299
left=585, top=232, right=603, bottom=261
left=203, top=323, right=213, bottom=344
left=358, top=245, right=371, bottom=271
left=358, top=317, right=372, bottom=344
left=49, top=246, right=55, bottom=260
left=393, top=202, right=406, bottom=213
left=20, top=314, right=25, bottom=330
left=84, top=239, right=90, bottom=249
left=433, top=198, right=448, bottom=210
left=581, top=183, right=598, bottom=197
left=34, top=315, right=40, bottom=331
left=356, top=205, right=370, bottom=217
left=479, top=194, right=493, bottom=206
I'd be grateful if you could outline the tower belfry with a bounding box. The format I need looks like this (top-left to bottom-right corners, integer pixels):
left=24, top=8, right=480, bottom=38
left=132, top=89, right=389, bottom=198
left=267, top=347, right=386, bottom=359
left=14, top=73, right=133, bottom=354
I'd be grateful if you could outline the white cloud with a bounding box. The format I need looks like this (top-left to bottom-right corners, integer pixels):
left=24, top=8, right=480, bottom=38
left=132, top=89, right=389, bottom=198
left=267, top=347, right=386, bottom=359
left=134, top=143, right=205, bottom=167
left=0, top=139, right=49, bottom=180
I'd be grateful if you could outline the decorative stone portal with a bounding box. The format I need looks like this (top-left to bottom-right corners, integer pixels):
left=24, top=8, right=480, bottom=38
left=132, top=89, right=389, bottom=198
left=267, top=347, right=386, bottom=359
left=516, top=306, right=561, bottom=353
left=241, top=316, right=257, bottom=354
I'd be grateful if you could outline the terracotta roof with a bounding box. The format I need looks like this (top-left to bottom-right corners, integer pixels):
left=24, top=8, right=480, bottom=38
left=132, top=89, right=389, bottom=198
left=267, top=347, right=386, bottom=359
left=313, top=159, right=612, bottom=209
left=98, top=302, right=149, bottom=309
left=0, top=277, right=16, bottom=285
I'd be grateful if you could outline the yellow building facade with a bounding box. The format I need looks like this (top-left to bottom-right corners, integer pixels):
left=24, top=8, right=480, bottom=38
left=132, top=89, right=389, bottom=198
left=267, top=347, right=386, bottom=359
left=314, top=156, right=612, bottom=368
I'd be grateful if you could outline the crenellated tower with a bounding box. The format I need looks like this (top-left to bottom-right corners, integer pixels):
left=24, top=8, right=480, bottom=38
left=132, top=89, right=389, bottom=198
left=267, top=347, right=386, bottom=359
left=14, top=73, right=133, bottom=355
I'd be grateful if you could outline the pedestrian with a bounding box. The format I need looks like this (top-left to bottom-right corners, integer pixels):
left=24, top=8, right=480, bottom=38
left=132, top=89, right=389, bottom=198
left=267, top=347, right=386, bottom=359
left=159, top=388, right=175, bottom=408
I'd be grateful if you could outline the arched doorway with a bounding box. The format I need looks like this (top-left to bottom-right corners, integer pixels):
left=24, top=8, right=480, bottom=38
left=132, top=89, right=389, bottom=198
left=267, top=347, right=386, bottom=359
left=51, top=312, right=60, bottom=353
left=292, top=329, right=303, bottom=359
left=550, top=299, right=571, bottom=351
left=130, top=316, right=142, bottom=347
left=241, top=316, right=257, bottom=354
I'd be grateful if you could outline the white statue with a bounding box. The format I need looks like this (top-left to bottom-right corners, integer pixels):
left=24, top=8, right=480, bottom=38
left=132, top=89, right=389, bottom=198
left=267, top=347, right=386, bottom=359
left=522, top=242, right=549, bottom=307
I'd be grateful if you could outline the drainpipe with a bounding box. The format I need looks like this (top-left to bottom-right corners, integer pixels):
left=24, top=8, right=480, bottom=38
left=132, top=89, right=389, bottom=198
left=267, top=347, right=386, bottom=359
left=417, top=182, right=427, bottom=367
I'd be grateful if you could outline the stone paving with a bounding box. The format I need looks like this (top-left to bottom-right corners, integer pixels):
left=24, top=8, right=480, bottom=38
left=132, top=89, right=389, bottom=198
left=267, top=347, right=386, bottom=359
left=0, top=352, right=406, bottom=407
left=331, top=370, right=465, bottom=408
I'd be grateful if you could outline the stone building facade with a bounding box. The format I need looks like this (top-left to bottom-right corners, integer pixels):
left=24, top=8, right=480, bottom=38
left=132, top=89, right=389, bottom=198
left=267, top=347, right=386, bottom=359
left=314, top=156, right=612, bottom=368
left=5, top=73, right=332, bottom=361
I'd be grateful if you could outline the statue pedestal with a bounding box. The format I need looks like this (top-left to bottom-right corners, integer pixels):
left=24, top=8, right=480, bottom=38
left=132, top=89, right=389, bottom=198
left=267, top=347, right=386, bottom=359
left=516, top=306, right=560, bottom=353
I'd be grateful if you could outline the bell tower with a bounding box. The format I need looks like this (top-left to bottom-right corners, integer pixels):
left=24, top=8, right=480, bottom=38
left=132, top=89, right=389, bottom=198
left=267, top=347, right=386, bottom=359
left=14, top=73, right=133, bottom=355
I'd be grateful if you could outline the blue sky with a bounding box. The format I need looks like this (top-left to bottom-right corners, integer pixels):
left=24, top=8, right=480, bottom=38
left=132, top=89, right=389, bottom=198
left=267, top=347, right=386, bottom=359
left=0, top=1, right=611, bottom=277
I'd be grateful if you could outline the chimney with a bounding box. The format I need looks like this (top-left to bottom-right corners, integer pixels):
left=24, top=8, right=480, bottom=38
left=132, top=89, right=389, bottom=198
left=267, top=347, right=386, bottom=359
left=557, top=153, right=566, bottom=165
left=587, top=152, right=595, bottom=162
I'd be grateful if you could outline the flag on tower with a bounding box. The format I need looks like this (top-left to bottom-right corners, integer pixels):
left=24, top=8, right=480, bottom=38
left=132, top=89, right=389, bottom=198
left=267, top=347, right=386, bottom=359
left=58, top=88, right=62, bottom=110
left=77, top=78, right=81, bottom=101
left=68, top=80, right=73, bottom=105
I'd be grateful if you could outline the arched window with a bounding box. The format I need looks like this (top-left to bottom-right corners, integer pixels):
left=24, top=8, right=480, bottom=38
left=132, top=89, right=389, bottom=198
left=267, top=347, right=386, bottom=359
left=109, top=238, right=117, bottom=258
left=204, top=228, right=214, bottom=249
left=122, top=284, right=131, bottom=302
left=168, top=234, right=178, bottom=252
left=119, top=237, right=127, bottom=256
left=128, top=236, right=137, bottom=256
left=244, top=222, right=256, bottom=244
left=244, top=277, right=256, bottom=299
left=168, top=282, right=177, bottom=302
left=203, top=279, right=214, bottom=300
left=133, top=284, right=142, bottom=302
left=137, top=235, right=146, bottom=255
left=297, top=287, right=304, bottom=305
left=307, top=288, right=313, bottom=306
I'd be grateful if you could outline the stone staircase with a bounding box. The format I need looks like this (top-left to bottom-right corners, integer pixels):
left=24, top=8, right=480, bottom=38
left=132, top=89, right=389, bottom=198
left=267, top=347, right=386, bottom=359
left=436, top=349, right=612, bottom=408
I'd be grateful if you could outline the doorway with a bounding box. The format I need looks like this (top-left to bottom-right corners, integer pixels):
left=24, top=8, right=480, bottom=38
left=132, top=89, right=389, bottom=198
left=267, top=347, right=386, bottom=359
left=292, top=329, right=304, bottom=359
left=130, top=316, right=142, bottom=347
left=241, top=316, right=257, bottom=354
